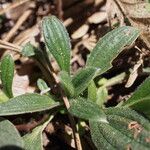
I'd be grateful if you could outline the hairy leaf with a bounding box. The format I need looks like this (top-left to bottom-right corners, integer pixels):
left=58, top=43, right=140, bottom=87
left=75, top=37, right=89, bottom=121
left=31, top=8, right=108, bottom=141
left=86, top=26, right=139, bottom=74
left=69, top=97, right=107, bottom=123
left=22, top=42, right=36, bottom=57
left=0, top=93, right=60, bottom=116
left=72, top=67, right=98, bottom=97
left=96, top=86, right=108, bottom=107
left=90, top=107, right=150, bottom=150
left=123, top=76, right=150, bottom=117
left=0, top=117, right=24, bottom=149
left=42, top=16, right=71, bottom=73
left=23, top=115, right=53, bottom=150
left=59, top=71, right=74, bottom=97
left=88, top=80, right=97, bottom=102
left=1, top=55, right=14, bottom=98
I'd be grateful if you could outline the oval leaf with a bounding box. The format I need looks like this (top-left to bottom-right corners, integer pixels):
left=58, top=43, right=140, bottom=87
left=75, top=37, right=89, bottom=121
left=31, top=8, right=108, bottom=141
left=0, top=117, right=24, bottom=149
left=90, top=107, right=150, bottom=150
left=72, top=67, right=98, bottom=97
left=1, top=54, right=14, bottom=98
left=69, top=97, right=107, bottom=123
left=0, top=93, right=60, bottom=116
left=42, top=16, right=71, bottom=73
left=86, top=26, right=140, bottom=74
left=123, top=76, right=150, bottom=117
left=23, top=115, right=53, bottom=150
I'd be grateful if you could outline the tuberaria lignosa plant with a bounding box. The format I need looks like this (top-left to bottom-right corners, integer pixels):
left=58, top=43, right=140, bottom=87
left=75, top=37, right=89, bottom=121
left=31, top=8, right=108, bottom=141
left=0, top=16, right=150, bottom=150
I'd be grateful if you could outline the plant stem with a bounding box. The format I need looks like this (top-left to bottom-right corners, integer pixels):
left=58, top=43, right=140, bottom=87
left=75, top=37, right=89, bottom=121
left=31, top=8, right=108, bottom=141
left=52, top=72, right=82, bottom=150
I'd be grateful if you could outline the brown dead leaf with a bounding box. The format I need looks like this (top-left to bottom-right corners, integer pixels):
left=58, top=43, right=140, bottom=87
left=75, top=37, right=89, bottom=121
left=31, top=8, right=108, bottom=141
left=125, top=52, right=143, bottom=88
left=82, top=34, right=97, bottom=51
left=12, top=73, right=34, bottom=96
left=128, top=121, right=143, bottom=139
left=71, top=24, right=89, bottom=39
left=94, top=0, right=104, bottom=6
left=88, top=12, right=107, bottom=24
left=106, top=0, right=125, bottom=27
left=13, top=25, right=39, bottom=45
left=108, top=0, right=150, bottom=49
left=145, top=137, right=150, bottom=143
left=126, top=144, right=132, bottom=150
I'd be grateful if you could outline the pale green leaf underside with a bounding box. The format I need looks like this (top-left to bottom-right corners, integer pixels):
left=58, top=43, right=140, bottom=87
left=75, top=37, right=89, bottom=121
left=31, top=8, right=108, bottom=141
left=86, top=26, right=140, bottom=74
left=1, top=54, right=14, bottom=98
left=42, top=16, right=71, bottom=73
left=0, top=93, right=60, bottom=116
left=0, top=117, right=24, bottom=149
left=23, top=115, right=53, bottom=150
left=123, top=76, right=150, bottom=116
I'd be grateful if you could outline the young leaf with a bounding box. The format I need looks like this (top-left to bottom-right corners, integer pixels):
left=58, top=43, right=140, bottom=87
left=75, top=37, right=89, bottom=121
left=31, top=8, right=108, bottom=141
left=69, top=97, right=107, bottom=123
left=123, top=76, right=150, bottom=117
left=86, top=26, right=139, bottom=75
left=42, top=16, right=71, bottom=73
left=22, top=42, right=36, bottom=57
left=90, top=107, right=150, bottom=150
left=88, top=80, right=97, bottom=102
left=23, top=115, right=53, bottom=150
left=37, top=78, right=50, bottom=94
left=1, top=54, right=14, bottom=98
left=59, top=71, right=74, bottom=97
left=0, top=117, right=24, bottom=149
left=96, top=87, right=108, bottom=108
left=72, top=67, right=98, bottom=97
left=0, top=93, right=60, bottom=116
left=0, top=90, right=9, bottom=103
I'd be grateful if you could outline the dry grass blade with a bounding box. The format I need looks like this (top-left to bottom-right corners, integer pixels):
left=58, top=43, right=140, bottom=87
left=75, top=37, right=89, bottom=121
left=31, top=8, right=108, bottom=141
left=0, top=0, right=31, bottom=15
left=4, top=10, right=32, bottom=42
left=0, top=40, right=21, bottom=52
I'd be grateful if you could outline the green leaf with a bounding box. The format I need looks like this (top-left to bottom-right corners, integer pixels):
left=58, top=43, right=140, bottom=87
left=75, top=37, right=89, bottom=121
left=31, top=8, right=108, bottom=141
left=22, top=42, right=36, bottom=57
left=0, top=93, right=60, bottom=116
left=69, top=97, right=107, bottom=123
left=1, top=54, right=14, bottom=98
left=42, top=16, right=71, bottom=73
left=86, top=26, right=139, bottom=74
left=72, top=67, right=98, bottom=97
left=59, top=71, right=74, bottom=97
left=23, top=115, right=53, bottom=150
left=96, top=86, right=108, bottom=107
left=90, top=107, right=150, bottom=150
left=123, top=76, right=150, bottom=117
left=37, top=79, right=49, bottom=93
left=88, top=80, right=97, bottom=102
left=0, top=90, right=9, bottom=103
left=0, top=117, right=24, bottom=149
